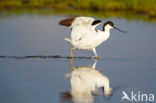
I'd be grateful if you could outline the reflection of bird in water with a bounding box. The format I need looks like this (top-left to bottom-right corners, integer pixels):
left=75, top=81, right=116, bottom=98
left=59, top=16, right=126, bottom=59
left=61, top=60, right=113, bottom=103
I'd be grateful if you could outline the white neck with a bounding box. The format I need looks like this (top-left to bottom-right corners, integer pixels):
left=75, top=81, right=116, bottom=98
left=101, top=29, right=110, bottom=41
left=93, top=29, right=110, bottom=48
left=101, top=25, right=112, bottom=41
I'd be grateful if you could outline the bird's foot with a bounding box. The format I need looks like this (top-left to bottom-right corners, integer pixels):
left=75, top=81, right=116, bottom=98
left=95, top=56, right=99, bottom=59
left=70, top=56, right=74, bottom=60
left=91, top=56, right=99, bottom=59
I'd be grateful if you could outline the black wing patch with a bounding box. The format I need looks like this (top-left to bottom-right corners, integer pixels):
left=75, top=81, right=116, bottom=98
left=92, top=20, right=102, bottom=25
left=59, top=17, right=76, bottom=27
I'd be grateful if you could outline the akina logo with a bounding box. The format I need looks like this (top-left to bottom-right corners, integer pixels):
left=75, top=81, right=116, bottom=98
left=121, top=91, right=154, bottom=102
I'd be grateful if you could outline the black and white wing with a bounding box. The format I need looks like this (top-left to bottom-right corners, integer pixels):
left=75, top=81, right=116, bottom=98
left=59, top=16, right=102, bottom=29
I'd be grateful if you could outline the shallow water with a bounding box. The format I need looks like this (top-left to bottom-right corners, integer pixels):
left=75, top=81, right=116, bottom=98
left=0, top=14, right=156, bottom=103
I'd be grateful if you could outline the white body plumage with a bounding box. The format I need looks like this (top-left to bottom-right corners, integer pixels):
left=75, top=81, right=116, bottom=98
left=70, top=26, right=110, bottom=50
left=59, top=16, right=126, bottom=58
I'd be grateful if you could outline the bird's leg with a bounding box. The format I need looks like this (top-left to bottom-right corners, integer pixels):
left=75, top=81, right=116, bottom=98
left=70, top=48, right=74, bottom=59
left=93, top=48, right=99, bottom=59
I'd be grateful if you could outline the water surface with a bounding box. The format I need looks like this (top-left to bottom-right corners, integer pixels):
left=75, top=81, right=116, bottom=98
left=0, top=14, right=156, bottom=103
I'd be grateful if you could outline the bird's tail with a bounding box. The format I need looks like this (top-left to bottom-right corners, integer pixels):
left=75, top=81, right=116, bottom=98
left=64, top=38, right=72, bottom=45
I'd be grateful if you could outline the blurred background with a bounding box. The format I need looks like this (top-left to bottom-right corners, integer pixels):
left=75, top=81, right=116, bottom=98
left=0, top=0, right=156, bottom=21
